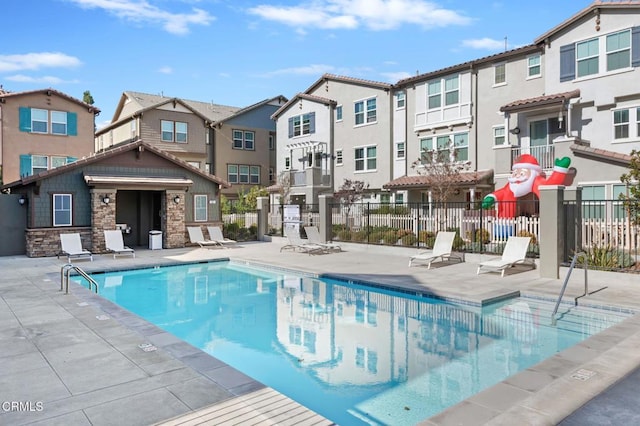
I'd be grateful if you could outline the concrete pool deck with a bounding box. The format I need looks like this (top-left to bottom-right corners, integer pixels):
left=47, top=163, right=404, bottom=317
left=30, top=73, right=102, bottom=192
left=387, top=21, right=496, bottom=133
left=1, top=239, right=639, bottom=425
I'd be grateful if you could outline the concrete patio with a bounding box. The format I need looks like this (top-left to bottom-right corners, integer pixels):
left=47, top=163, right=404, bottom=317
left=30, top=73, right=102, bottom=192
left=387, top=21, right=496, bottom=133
left=1, top=239, right=640, bottom=425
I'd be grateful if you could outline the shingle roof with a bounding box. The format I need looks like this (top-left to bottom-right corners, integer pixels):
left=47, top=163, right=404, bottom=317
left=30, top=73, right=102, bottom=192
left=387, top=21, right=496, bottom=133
left=123, top=91, right=240, bottom=122
left=271, top=93, right=336, bottom=120
left=500, top=90, right=581, bottom=113
left=383, top=170, right=494, bottom=189
left=306, top=73, right=393, bottom=93
left=0, top=87, right=100, bottom=114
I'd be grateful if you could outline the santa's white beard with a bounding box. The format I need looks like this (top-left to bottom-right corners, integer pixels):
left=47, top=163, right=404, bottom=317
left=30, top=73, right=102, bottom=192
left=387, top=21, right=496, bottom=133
left=508, top=172, right=537, bottom=197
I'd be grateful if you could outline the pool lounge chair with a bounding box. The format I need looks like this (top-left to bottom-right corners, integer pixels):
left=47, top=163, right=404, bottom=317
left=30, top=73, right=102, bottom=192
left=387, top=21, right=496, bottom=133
left=477, top=236, right=535, bottom=277
left=207, top=226, right=237, bottom=246
left=104, top=230, right=135, bottom=258
left=187, top=226, right=222, bottom=248
left=303, top=226, right=342, bottom=253
left=60, top=233, right=93, bottom=262
left=280, top=232, right=325, bottom=255
left=409, top=231, right=462, bottom=268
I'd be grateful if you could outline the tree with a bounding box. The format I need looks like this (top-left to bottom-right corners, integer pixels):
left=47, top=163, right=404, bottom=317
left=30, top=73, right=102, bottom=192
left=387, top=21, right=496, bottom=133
left=411, top=138, right=470, bottom=204
left=276, top=172, right=292, bottom=205
left=620, top=149, right=640, bottom=224
left=334, top=179, right=369, bottom=231
left=83, top=90, right=94, bottom=105
left=221, top=186, right=269, bottom=214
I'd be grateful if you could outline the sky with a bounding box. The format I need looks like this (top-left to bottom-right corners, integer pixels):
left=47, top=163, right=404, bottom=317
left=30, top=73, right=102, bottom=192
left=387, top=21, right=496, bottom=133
left=2, top=0, right=595, bottom=129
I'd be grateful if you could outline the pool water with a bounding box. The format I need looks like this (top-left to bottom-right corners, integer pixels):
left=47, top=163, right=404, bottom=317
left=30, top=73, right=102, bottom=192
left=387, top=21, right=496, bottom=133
left=86, top=261, right=631, bottom=425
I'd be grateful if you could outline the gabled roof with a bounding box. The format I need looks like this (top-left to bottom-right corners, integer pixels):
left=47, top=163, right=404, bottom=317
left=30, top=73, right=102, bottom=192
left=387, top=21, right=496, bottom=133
left=271, top=93, right=337, bottom=120
left=100, top=91, right=241, bottom=134
left=535, top=1, right=640, bottom=45
left=305, top=73, right=393, bottom=93
left=1, top=139, right=231, bottom=190
left=500, top=89, right=581, bottom=113
left=396, top=44, right=540, bottom=87
left=0, top=87, right=100, bottom=114
left=217, top=95, right=287, bottom=124
left=383, top=170, right=494, bottom=189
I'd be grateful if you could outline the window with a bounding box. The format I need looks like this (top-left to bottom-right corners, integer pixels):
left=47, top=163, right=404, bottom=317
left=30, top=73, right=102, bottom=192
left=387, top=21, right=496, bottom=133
left=269, top=134, right=274, bottom=150
left=395, top=193, right=404, bottom=204
left=606, top=29, right=631, bottom=71
left=289, top=113, right=315, bottom=137
left=232, top=130, right=255, bottom=150
left=428, top=75, right=459, bottom=109
left=336, top=105, right=343, bottom=121
left=380, top=193, right=391, bottom=204
left=494, top=63, right=506, bottom=85
left=239, top=165, right=249, bottom=183
left=227, top=165, right=238, bottom=183
left=581, top=185, right=605, bottom=219
left=528, top=55, right=541, bottom=77
left=355, top=97, right=376, bottom=125
left=396, top=142, right=405, bottom=159
left=420, top=134, right=467, bottom=162
left=250, top=166, right=260, bottom=184
left=453, top=133, right=469, bottom=161
left=32, top=109, right=48, bottom=133
left=32, top=155, right=48, bottom=174
left=269, top=167, right=274, bottom=182
left=335, top=150, right=343, bottom=166
left=51, top=111, right=67, bottom=135
left=131, top=120, right=138, bottom=140
left=51, top=156, right=67, bottom=168
left=205, top=128, right=210, bottom=145
left=194, top=195, right=207, bottom=222
left=188, top=161, right=200, bottom=169
left=160, top=120, right=187, bottom=142
left=53, top=194, right=72, bottom=226
left=614, top=109, right=629, bottom=139
left=355, top=145, right=376, bottom=171
left=494, top=126, right=506, bottom=145
left=396, top=92, right=405, bottom=109
left=577, top=38, right=599, bottom=78
left=285, top=157, right=290, bottom=170
left=205, top=163, right=212, bottom=174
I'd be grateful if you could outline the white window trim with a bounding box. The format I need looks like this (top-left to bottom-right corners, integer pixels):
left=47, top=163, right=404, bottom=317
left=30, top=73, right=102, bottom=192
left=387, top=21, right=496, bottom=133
left=53, top=193, right=72, bottom=227
left=194, top=194, right=208, bottom=222
left=493, top=125, right=506, bottom=146
left=396, top=92, right=406, bottom=110
left=354, top=144, right=377, bottom=173
left=32, top=154, right=48, bottom=175
left=395, top=142, right=406, bottom=159
left=335, top=149, right=343, bottom=166
left=336, top=105, right=343, bottom=122
left=526, top=54, right=542, bottom=79
left=354, top=96, right=378, bottom=128
left=51, top=110, right=68, bottom=135
left=493, top=62, right=507, bottom=87
left=32, top=108, right=48, bottom=134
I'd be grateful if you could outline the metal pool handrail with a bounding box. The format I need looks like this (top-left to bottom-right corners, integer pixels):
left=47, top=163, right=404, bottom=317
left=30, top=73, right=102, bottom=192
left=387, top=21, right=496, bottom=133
left=61, top=263, right=98, bottom=294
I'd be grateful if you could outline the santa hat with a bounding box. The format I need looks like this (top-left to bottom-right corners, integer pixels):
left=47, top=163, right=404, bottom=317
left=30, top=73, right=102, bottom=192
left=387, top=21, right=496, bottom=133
left=512, top=154, right=541, bottom=173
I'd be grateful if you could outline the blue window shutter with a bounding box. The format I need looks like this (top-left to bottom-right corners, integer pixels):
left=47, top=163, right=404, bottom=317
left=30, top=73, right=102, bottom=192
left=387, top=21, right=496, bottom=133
left=288, top=117, right=293, bottom=138
left=309, top=112, right=315, bottom=134
left=66, top=156, right=77, bottom=164
left=19, top=155, right=32, bottom=178
left=67, top=112, right=78, bottom=136
left=560, top=44, right=576, bottom=82
left=632, top=26, right=640, bottom=67
left=19, top=107, right=31, bottom=132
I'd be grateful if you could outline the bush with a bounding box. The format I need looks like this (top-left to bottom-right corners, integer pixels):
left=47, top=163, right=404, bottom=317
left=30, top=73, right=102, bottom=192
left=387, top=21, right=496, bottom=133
left=517, top=230, right=538, bottom=245
left=400, top=234, right=417, bottom=246
left=466, top=228, right=491, bottom=244
left=580, top=246, right=636, bottom=269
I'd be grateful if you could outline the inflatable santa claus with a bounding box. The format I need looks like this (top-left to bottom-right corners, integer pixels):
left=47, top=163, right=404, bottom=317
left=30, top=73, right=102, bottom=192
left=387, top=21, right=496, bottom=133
left=481, top=154, right=571, bottom=218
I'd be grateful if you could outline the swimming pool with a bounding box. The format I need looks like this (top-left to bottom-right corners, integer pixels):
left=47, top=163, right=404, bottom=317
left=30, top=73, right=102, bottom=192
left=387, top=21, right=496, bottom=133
left=86, top=261, right=630, bottom=425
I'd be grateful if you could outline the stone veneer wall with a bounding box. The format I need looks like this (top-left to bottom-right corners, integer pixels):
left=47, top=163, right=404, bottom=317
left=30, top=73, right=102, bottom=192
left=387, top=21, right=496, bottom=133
left=90, top=190, right=116, bottom=253
left=25, top=227, right=92, bottom=258
left=164, top=191, right=185, bottom=248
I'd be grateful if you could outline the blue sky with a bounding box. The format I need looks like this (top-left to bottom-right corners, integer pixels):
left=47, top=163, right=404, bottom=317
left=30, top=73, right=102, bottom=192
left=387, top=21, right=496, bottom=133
left=2, top=0, right=594, bottom=128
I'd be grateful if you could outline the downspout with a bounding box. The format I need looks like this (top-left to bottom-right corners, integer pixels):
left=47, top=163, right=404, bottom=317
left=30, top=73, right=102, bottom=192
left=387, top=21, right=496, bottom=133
left=472, top=64, right=478, bottom=172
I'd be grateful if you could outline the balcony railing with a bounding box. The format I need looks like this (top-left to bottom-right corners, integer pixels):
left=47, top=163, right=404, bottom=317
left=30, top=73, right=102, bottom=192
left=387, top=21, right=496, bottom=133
left=511, top=145, right=555, bottom=170
left=289, top=168, right=331, bottom=187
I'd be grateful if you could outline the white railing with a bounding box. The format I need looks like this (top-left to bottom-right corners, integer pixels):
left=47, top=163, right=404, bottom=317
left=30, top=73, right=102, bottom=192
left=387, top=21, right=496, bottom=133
left=223, top=213, right=258, bottom=228
left=511, top=145, right=555, bottom=170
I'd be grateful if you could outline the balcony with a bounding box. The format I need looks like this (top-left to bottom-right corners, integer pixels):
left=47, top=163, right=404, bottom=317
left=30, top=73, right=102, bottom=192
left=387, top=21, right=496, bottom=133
left=289, top=168, right=331, bottom=187
left=511, top=145, right=555, bottom=170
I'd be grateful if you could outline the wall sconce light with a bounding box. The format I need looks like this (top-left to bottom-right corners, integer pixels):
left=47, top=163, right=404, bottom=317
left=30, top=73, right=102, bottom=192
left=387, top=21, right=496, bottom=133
left=173, top=195, right=181, bottom=204
left=510, top=127, right=521, bottom=135
left=102, top=195, right=110, bottom=204
left=18, top=195, right=27, bottom=205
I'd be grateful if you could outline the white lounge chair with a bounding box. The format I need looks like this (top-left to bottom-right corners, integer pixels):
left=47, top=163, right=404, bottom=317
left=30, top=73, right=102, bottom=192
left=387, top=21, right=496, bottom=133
left=187, top=226, right=221, bottom=248
left=104, top=230, right=135, bottom=258
left=280, top=231, right=325, bottom=255
left=409, top=231, right=462, bottom=268
left=60, top=233, right=93, bottom=262
left=304, top=226, right=342, bottom=253
left=207, top=226, right=237, bottom=246
left=477, top=236, right=535, bottom=277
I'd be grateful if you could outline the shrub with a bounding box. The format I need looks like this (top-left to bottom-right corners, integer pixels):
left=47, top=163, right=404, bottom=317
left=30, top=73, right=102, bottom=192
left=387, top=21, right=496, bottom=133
left=466, top=228, right=491, bottom=244
left=517, top=230, right=538, bottom=245
left=400, top=234, right=417, bottom=246
left=580, top=246, right=636, bottom=269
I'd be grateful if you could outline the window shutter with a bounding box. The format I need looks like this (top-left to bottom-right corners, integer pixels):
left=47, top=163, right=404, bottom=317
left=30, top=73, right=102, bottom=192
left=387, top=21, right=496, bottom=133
left=288, top=117, right=294, bottom=138
left=19, top=154, right=32, bottom=178
left=67, top=112, right=78, bottom=136
left=309, top=112, right=315, bottom=134
left=19, top=107, right=31, bottom=132
left=66, top=156, right=78, bottom=164
left=560, top=44, right=576, bottom=82
left=632, top=26, right=640, bottom=67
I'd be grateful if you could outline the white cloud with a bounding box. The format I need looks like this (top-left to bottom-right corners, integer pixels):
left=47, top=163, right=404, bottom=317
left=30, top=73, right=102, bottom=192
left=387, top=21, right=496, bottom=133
left=5, top=74, right=77, bottom=85
left=158, top=66, right=173, bottom=74
left=248, top=0, right=470, bottom=31
left=462, top=37, right=506, bottom=50
left=66, top=0, right=214, bottom=35
left=0, top=52, right=82, bottom=73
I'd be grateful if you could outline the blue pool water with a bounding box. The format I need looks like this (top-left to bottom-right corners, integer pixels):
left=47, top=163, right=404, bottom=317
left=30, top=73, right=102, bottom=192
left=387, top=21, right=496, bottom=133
left=86, top=261, right=630, bottom=425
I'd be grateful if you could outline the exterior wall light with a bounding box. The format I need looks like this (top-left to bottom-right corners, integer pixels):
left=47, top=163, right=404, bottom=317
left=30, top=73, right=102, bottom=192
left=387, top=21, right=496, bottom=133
left=102, top=195, right=110, bottom=204
left=18, top=195, right=27, bottom=205
left=174, top=195, right=181, bottom=204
